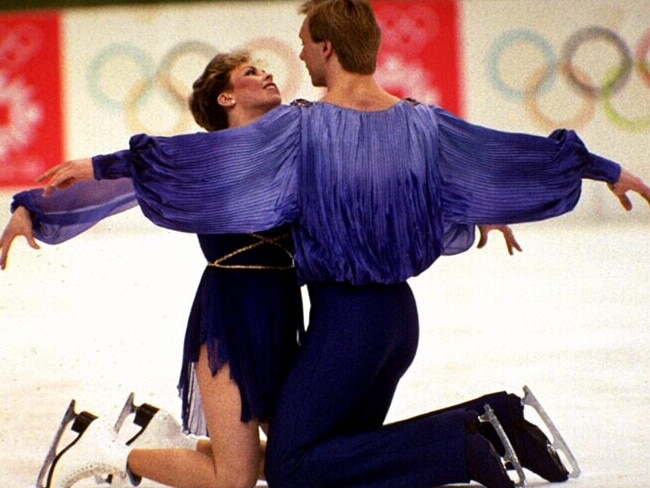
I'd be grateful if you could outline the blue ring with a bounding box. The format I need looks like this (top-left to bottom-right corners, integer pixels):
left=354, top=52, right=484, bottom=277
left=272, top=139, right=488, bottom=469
left=87, top=43, right=155, bottom=111
left=487, top=29, right=557, bottom=101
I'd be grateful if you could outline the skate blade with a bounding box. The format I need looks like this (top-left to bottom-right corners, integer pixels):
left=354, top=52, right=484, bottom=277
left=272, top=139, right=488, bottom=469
left=36, top=400, right=78, bottom=488
left=480, top=404, right=526, bottom=488
left=114, top=393, right=161, bottom=433
left=106, top=394, right=162, bottom=486
left=37, top=401, right=98, bottom=488
left=113, top=393, right=136, bottom=432
left=104, top=393, right=140, bottom=485
left=113, top=393, right=160, bottom=444
left=522, top=385, right=581, bottom=478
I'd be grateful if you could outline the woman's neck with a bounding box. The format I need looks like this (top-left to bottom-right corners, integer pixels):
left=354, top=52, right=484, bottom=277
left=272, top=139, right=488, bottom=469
left=228, top=111, right=263, bottom=128
left=228, top=104, right=277, bottom=128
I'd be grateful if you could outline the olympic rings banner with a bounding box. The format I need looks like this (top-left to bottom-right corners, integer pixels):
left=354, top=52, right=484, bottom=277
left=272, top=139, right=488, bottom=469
left=1, top=0, right=648, bottom=222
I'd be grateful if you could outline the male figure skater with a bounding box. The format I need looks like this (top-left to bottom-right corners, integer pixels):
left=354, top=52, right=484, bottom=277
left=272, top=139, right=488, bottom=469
left=33, top=2, right=650, bottom=488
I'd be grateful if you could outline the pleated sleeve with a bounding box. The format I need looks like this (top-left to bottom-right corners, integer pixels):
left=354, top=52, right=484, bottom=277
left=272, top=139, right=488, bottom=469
left=434, top=106, right=621, bottom=225
left=92, top=105, right=301, bottom=234
left=11, top=178, right=137, bottom=244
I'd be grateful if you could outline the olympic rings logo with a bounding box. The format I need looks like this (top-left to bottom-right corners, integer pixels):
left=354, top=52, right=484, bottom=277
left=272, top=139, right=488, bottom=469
left=487, top=26, right=650, bottom=133
left=86, top=37, right=303, bottom=134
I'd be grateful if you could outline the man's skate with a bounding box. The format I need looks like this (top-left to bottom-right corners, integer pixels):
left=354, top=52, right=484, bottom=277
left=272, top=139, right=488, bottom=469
left=36, top=400, right=132, bottom=488
left=521, top=385, right=580, bottom=478
left=480, top=404, right=526, bottom=488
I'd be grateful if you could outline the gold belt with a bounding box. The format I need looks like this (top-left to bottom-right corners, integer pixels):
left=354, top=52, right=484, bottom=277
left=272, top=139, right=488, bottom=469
left=207, top=232, right=295, bottom=270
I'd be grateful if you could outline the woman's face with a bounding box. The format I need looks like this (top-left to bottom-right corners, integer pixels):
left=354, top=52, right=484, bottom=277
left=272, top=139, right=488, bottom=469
left=224, top=63, right=282, bottom=111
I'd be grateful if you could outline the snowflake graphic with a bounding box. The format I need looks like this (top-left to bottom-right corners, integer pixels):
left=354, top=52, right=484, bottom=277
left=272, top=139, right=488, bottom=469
left=0, top=70, right=43, bottom=163
left=376, top=54, right=440, bottom=105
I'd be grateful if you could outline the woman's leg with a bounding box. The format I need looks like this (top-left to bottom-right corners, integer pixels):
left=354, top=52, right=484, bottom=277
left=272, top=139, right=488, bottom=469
left=127, top=345, right=261, bottom=488
left=157, top=418, right=266, bottom=482
left=194, top=432, right=266, bottom=480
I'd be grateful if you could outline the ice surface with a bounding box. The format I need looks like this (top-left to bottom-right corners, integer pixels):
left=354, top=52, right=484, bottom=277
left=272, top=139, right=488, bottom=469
left=2, top=191, right=648, bottom=487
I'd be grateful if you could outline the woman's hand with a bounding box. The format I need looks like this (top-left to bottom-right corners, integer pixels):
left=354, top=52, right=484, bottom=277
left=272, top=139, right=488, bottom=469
left=0, top=206, right=40, bottom=270
left=477, top=224, right=522, bottom=256
left=37, top=158, right=94, bottom=197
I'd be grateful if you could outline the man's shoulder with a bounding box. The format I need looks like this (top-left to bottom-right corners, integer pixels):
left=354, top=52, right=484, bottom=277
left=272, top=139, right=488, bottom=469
left=404, top=97, right=422, bottom=106
left=290, top=98, right=314, bottom=108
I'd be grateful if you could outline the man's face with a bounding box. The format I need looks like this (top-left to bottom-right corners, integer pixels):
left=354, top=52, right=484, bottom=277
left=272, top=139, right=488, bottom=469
left=299, top=18, right=327, bottom=87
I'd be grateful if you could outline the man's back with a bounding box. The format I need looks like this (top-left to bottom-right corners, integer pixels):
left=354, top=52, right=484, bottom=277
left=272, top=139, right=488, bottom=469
left=293, top=99, right=452, bottom=285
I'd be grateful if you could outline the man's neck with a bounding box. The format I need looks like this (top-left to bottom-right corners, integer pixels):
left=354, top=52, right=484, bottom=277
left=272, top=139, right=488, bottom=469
left=320, top=70, right=400, bottom=112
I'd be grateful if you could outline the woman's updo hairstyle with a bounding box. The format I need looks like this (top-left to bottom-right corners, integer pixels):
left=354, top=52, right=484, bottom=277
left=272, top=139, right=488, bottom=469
left=189, top=50, right=250, bottom=132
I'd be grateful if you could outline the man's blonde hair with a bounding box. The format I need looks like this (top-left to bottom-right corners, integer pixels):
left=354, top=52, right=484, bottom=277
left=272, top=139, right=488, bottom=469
left=299, top=0, right=381, bottom=74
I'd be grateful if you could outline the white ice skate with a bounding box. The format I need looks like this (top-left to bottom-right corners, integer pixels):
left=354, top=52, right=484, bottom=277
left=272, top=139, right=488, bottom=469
left=37, top=400, right=133, bottom=488
left=521, top=385, right=581, bottom=478
left=114, top=392, right=199, bottom=450
left=100, top=393, right=201, bottom=486
left=480, top=404, right=526, bottom=488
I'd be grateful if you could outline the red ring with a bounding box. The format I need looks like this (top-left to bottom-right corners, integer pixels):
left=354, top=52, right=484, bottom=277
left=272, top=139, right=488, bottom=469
left=524, top=63, right=597, bottom=132
left=636, top=29, right=650, bottom=87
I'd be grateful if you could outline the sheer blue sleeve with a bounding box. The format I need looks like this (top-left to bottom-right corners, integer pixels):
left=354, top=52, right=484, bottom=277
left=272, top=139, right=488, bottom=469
left=434, top=106, right=621, bottom=225
left=11, top=178, right=137, bottom=244
left=91, top=105, right=300, bottom=234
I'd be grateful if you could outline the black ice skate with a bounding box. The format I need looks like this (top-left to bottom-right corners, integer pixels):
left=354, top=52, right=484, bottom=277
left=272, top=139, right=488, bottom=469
left=480, top=404, right=526, bottom=488
left=521, top=385, right=580, bottom=478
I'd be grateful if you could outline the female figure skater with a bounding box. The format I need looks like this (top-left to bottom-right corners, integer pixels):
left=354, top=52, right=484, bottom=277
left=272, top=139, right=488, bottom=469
left=19, top=50, right=303, bottom=488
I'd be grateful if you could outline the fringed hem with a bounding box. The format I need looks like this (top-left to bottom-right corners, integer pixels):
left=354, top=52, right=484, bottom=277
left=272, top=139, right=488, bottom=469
left=178, top=361, right=208, bottom=436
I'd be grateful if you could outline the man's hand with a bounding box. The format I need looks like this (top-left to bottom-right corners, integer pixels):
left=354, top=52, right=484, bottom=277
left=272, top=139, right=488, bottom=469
left=37, top=158, right=94, bottom=197
left=608, top=168, right=650, bottom=211
left=477, top=224, right=522, bottom=256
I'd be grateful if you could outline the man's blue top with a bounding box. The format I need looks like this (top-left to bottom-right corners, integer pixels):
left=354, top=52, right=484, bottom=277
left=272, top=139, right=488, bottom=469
left=14, top=100, right=620, bottom=285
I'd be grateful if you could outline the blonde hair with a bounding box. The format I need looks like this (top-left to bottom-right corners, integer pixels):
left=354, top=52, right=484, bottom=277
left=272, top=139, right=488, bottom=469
left=299, top=0, right=381, bottom=74
left=188, top=50, right=250, bottom=132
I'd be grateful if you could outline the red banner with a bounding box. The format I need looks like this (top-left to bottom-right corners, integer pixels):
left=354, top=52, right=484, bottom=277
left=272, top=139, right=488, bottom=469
left=0, top=12, right=63, bottom=188
left=373, top=0, right=463, bottom=116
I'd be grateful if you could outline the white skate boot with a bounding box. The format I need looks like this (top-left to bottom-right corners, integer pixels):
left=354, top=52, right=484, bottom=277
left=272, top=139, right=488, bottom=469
left=91, top=394, right=201, bottom=487
left=114, top=392, right=199, bottom=450
left=39, top=402, right=135, bottom=488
